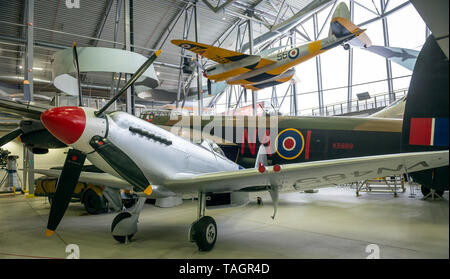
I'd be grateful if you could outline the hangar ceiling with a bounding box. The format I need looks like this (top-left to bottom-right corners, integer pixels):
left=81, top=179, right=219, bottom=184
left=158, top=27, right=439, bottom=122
left=0, top=0, right=317, bottom=102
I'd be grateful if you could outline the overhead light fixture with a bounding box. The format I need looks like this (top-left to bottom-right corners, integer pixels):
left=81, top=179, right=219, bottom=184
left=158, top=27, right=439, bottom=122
left=18, top=65, right=43, bottom=71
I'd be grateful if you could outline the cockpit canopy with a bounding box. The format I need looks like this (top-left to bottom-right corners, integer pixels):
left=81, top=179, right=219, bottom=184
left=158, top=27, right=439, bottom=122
left=200, top=139, right=225, bottom=157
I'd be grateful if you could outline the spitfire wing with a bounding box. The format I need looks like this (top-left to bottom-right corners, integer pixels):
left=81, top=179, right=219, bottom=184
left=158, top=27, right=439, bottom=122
left=171, top=39, right=275, bottom=68
left=32, top=169, right=133, bottom=191
left=163, top=151, right=448, bottom=193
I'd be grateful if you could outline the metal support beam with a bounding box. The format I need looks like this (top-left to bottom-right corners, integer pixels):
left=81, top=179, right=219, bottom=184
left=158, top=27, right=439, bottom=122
left=347, top=0, right=354, bottom=112
left=124, top=0, right=133, bottom=114
left=313, top=13, right=324, bottom=115
left=129, top=0, right=135, bottom=115
left=194, top=1, right=203, bottom=115
left=26, top=149, right=34, bottom=196
left=24, top=0, right=34, bottom=102
left=176, top=7, right=192, bottom=109
left=24, top=0, right=35, bottom=195
left=380, top=0, right=394, bottom=104
left=358, top=1, right=410, bottom=27
left=202, top=0, right=235, bottom=13
left=92, top=0, right=114, bottom=46
left=289, top=32, right=297, bottom=116
left=247, top=19, right=257, bottom=116
left=109, top=0, right=122, bottom=108
left=152, top=2, right=190, bottom=51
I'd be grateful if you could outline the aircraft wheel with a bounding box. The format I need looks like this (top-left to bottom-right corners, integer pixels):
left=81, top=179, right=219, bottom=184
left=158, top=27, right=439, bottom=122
left=343, top=44, right=350, bottom=50
left=192, top=216, right=217, bottom=251
left=83, top=189, right=106, bottom=214
left=111, top=212, right=134, bottom=243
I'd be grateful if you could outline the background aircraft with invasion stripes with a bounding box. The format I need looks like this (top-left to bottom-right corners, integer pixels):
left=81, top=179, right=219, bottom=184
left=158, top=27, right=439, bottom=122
left=172, top=2, right=371, bottom=93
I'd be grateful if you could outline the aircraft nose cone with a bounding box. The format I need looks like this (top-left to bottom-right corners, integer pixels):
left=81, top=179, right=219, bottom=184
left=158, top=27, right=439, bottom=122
left=41, top=106, right=86, bottom=145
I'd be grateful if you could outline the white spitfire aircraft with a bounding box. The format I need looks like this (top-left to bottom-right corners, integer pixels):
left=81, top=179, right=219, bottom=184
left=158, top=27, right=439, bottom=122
left=38, top=46, right=448, bottom=252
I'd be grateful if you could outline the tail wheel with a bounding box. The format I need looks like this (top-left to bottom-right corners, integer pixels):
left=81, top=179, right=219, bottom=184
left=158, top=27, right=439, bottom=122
left=111, top=212, right=134, bottom=243
left=83, top=189, right=106, bottom=215
left=343, top=43, right=350, bottom=50
left=192, top=216, right=217, bottom=251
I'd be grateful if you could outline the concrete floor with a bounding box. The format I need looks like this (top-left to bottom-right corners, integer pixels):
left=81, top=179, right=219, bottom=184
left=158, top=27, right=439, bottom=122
left=0, top=186, right=448, bottom=259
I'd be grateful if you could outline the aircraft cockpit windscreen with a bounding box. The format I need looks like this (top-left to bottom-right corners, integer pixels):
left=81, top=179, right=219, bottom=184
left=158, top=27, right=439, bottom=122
left=200, top=139, right=226, bottom=157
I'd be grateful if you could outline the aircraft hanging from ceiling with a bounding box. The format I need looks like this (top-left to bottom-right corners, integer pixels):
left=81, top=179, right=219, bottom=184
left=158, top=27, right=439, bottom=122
left=172, top=2, right=371, bottom=93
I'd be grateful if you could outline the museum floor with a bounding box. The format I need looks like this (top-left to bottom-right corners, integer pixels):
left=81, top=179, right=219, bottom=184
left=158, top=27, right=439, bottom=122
left=0, top=186, right=448, bottom=259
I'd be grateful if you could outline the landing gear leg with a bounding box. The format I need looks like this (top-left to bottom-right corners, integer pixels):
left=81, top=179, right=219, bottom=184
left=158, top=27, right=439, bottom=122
left=189, top=192, right=217, bottom=251
left=111, top=196, right=147, bottom=243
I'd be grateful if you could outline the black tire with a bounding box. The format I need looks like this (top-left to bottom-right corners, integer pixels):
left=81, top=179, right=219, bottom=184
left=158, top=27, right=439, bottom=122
left=111, top=212, right=134, bottom=243
left=343, top=44, right=350, bottom=50
left=83, top=189, right=106, bottom=215
left=192, top=216, right=217, bottom=251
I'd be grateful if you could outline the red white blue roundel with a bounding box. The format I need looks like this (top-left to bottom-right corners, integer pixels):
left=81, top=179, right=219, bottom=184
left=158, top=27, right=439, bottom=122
left=275, top=128, right=305, bottom=160
left=288, top=48, right=300, bottom=59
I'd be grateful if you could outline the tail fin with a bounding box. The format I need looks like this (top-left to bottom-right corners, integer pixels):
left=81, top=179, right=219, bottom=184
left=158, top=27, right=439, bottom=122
left=401, top=35, right=449, bottom=152
left=329, top=2, right=372, bottom=48
left=401, top=35, right=449, bottom=191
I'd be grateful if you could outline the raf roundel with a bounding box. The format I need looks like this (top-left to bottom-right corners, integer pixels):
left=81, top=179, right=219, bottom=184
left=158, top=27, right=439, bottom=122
left=275, top=128, right=305, bottom=160
left=288, top=48, right=300, bottom=59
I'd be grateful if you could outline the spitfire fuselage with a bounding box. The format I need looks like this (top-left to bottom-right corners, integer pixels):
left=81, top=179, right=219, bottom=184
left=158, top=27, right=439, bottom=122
left=74, top=108, right=240, bottom=193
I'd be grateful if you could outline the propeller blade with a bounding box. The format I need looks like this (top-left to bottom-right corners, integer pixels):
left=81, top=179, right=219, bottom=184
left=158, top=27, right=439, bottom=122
left=96, top=49, right=162, bottom=117
left=0, top=128, right=23, bottom=147
left=46, top=149, right=86, bottom=236
left=72, top=42, right=83, bottom=107
left=207, top=79, right=212, bottom=96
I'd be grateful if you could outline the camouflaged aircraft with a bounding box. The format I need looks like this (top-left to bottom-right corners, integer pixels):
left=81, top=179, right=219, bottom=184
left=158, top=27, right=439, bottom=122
left=172, top=3, right=371, bottom=92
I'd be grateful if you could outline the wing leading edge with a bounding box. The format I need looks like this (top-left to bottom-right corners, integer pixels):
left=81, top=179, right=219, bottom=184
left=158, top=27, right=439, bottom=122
left=163, top=151, right=449, bottom=193
left=171, top=39, right=275, bottom=68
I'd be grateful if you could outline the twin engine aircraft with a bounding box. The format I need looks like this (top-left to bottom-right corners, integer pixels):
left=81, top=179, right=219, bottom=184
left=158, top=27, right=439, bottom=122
left=172, top=3, right=371, bottom=92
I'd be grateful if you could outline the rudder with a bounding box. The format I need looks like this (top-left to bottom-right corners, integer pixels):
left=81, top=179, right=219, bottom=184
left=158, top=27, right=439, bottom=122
left=329, top=2, right=372, bottom=48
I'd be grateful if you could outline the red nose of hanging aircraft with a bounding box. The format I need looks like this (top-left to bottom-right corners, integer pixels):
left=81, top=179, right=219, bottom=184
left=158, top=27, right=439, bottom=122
left=41, top=106, right=86, bottom=145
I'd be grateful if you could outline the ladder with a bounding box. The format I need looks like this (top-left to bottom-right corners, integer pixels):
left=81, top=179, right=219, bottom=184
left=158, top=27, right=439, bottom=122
left=356, top=176, right=405, bottom=197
